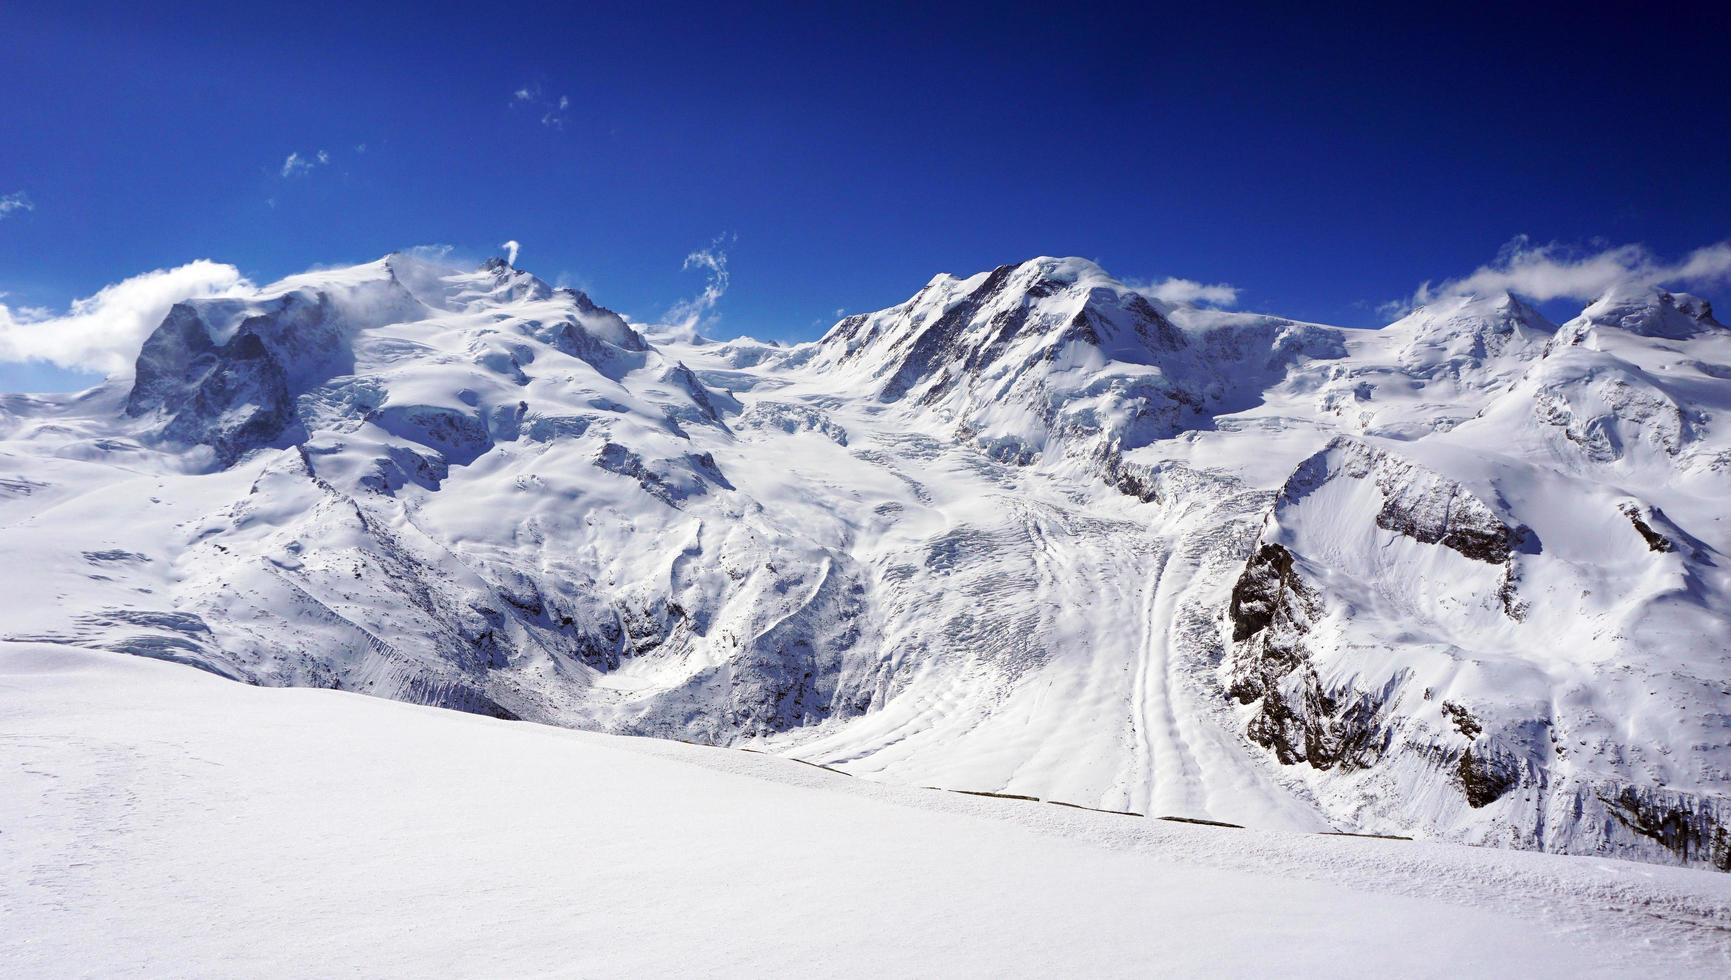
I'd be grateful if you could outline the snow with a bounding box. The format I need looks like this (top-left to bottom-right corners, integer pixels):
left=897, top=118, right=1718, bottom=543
left=5, top=642, right=1730, bottom=978
left=1, top=251, right=1728, bottom=875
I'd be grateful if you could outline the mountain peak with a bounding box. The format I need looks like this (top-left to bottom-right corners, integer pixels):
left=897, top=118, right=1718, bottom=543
left=1011, top=255, right=1115, bottom=289
left=815, top=256, right=1176, bottom=394
left=1563, top=282, right=1725, bottom=343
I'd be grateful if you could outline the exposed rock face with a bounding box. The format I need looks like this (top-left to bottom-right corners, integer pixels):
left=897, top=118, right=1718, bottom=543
left=1281, top=437, right=1528, bottom=564
left=1223, top=441, right=1530, bottom=795
left=1457, top=746, right=1520, bottom=808
left=1619, top=502, right=1674, bottom=553
left=1228, top=543, right=1308, bottom=644
left=126, top=303, right=296, bottom=465
left=1225, top=542, right=1386, bottom=771
left=1599, top=788, right=1731, bottom=871
left=125, top=266, right=425, bottom=464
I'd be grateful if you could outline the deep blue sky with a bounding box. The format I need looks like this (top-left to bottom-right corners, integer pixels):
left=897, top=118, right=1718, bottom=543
left=2, top=1, right=1728, bottom=389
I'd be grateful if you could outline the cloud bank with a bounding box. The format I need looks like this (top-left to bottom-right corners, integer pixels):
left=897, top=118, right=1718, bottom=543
left=1397, top=237, right=1731, bottom=314
left=1133, top=276, right=1240, bottom=308
left=0, top=261, right=252, bottom=376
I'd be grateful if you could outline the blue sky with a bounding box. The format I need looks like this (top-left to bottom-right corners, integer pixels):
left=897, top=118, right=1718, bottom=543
left=2, top=1, right=1728, bottom=391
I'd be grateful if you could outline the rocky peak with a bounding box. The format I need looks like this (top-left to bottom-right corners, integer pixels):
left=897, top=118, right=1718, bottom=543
left=814, top=256, right=1184, bottom=400
left=556, top=286, right=600, bottom=313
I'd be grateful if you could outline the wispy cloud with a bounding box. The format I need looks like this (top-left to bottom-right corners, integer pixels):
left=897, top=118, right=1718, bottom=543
left=664, top=234, right=736, bottom=336
left=500, top=240, right=521, bottom=266
left=280, top=150, right=330, bottom=178
left=0, top=261, right=252, bottom=375
left=1129, top=276, right=1239, bottom=308
left=511, top=84, right=570, bottom=129
left=0, top=191, right=33, bottom=220
left=1390, top=237, right=1731, bottom=317
left=1375, top=297, right=1414, bottom=321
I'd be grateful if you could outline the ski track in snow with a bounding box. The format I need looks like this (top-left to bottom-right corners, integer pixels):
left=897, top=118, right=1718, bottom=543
left=1142, top=542, right=1206, bottom=819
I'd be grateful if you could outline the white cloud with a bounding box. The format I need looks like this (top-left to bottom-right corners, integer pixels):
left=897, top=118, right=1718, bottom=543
left=511, top=84, right=570, bottom=129
left=0, top=261, right=252, bottom=375
left=0, top=191, right=34, bottom=219
left=1398, top=237, right=1731, bottom=313
left=280, top=149, right=332, bottom=178
left=500, top=240, right=521, bottom=266
left=664, top=235, right=735, bottom=336
left=1130, top=276, right=1239, bottom=308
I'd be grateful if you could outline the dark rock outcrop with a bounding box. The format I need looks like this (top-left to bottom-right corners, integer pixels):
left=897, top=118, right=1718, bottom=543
left=1228, top=543, right=1308, bottom=644
left=1457, top=746, right=1519, bottom=808
left=1224, top=542, right=1388, bottom=771
left=1599, top=787, right=1731, bottom=871
left=127, top=305, right=296, bottom=465
left=1620, top=502, right=1674, bottom=553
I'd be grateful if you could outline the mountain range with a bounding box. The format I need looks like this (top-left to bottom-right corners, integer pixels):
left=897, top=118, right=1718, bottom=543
left=4, top=251, right=1728, bottom=870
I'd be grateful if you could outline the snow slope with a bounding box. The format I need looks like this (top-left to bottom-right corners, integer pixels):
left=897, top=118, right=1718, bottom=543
left=5, top=643, right=1730, bottom=978
left=2, top=252, right=1728, bottom=872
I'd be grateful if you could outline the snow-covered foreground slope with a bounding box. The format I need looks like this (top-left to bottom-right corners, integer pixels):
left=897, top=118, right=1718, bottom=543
left=2, top=251, right=1729, bottom=872
left=5, top=644, right=1730, bottom=978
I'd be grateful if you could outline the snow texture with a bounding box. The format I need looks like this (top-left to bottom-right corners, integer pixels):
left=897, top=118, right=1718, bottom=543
left=5, top=644, right=1730, bottom=977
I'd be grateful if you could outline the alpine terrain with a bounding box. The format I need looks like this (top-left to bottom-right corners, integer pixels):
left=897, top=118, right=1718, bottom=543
left=5, top=250, right=1731, bottom=874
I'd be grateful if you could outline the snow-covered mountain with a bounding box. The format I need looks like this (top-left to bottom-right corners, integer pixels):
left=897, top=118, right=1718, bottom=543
left=4, top=252, right=1729, bottom=871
